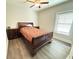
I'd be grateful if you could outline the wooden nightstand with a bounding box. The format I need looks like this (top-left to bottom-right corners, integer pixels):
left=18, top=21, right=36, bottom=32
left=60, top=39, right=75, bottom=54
left=6, top=28, right=21, bottom=40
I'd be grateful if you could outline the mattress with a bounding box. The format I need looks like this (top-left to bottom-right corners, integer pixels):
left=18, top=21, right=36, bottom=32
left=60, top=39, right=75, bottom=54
left=20, top=27, right=47, bottom=43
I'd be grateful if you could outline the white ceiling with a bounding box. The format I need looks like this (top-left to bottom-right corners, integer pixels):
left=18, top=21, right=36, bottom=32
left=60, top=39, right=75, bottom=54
left=6, top=0, right=69, bottom=11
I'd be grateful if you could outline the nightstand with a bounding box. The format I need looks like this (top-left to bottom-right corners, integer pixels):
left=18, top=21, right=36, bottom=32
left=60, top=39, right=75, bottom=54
left=6, top=28, right=21, bottom=40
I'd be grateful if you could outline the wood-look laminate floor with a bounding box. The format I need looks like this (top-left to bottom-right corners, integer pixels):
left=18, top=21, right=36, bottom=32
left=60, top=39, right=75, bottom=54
left=7, top=38, right=71, bottom=59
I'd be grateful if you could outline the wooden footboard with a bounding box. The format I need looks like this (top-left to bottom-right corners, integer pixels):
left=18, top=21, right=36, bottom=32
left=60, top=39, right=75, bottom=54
left=32, top=32, right=53, bottom=48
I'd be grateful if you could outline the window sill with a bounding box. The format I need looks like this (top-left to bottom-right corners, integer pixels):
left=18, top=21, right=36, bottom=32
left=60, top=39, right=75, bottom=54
left=54, top=31, right=70, bottom=36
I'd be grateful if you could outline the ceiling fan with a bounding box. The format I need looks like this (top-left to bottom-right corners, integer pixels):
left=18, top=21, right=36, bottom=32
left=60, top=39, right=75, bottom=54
left=24, top=0, right=49, bottom=8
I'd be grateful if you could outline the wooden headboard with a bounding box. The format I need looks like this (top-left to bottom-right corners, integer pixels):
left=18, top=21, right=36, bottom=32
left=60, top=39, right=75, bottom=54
left=18, top=22, right=33, bottom=28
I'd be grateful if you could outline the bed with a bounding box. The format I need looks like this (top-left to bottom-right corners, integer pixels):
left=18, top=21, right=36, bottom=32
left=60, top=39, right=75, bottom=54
left=18, top=22, right=53, bottom=56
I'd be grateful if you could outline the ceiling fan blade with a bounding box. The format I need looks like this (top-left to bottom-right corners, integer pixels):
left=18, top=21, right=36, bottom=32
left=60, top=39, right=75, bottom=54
left=28, top=1, right=35, bottom=3
left=30, top=5, right=35, bottom=8
left=23, top=0, right=34, bottom=3
left=40, top=2, right=49, bottom=4
left=26, top=0, right=35, bottom=3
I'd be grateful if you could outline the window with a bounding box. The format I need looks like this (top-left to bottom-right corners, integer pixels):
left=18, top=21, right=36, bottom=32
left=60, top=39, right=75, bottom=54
left=54, top=10, right=73, bottom=35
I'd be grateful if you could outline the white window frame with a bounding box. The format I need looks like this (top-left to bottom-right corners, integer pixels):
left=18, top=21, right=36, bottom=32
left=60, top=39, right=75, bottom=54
left=54, top=10, right=73, bottom=36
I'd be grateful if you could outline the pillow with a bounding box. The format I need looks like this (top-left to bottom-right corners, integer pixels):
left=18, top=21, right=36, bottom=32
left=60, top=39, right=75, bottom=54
left=26, top=24, right=32, bottom=27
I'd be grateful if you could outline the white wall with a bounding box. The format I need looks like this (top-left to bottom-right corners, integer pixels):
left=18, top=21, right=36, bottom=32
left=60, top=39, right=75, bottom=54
left=6, top=3, right=38, bottom=28
left=37, top=1, right=73, bottom=44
